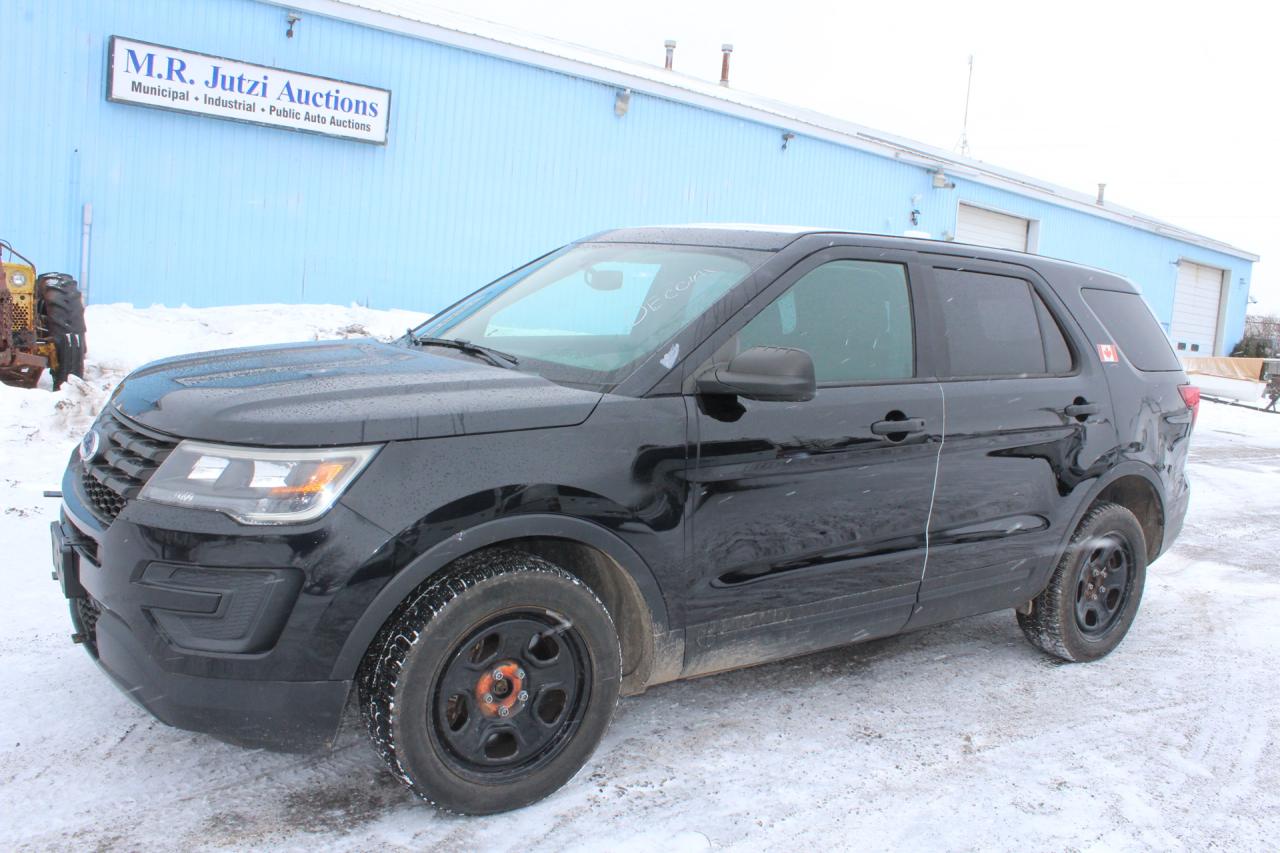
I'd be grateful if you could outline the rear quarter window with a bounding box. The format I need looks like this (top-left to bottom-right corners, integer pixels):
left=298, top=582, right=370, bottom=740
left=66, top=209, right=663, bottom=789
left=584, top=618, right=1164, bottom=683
left=1081, top=288, right=1183, bottom=372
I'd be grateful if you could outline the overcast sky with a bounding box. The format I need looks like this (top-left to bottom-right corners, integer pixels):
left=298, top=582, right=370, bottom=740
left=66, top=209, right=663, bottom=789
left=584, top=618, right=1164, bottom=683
left=425, top=0, right=1280, bottom=314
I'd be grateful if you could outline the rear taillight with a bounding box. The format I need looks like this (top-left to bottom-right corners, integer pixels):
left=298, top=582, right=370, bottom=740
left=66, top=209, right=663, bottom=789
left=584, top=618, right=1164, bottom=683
left=1179, top=384, right=1200, bottom=426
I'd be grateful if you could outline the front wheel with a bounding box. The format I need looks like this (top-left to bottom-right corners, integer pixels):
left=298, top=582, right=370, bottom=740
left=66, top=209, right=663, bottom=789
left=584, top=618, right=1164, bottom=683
left=1018, top=502, right=1148, bottom=662
left=359, top=550, right=621, bottom=814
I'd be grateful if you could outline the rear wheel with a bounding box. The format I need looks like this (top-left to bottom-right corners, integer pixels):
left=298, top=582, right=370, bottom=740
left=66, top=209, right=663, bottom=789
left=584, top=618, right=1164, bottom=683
left=39, top=275, right=86, bottom=389
left=1018, top=502, right=1147, bottom=662
left=359, top=550, right=621, bottom=814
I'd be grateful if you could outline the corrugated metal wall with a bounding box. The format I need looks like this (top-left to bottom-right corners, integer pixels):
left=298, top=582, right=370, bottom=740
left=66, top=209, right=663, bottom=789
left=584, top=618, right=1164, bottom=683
left=1, top=0, right=1253, bottom=352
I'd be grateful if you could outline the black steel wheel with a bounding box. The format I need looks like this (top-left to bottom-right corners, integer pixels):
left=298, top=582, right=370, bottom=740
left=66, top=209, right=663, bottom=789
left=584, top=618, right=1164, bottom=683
left=1018, top=502, right=1148, bottom=662
left=359, top=550, right=620, bottom=814
left=431, top=611, right=591, bottom=780
left=1073, top=535, right=1134, bottom=637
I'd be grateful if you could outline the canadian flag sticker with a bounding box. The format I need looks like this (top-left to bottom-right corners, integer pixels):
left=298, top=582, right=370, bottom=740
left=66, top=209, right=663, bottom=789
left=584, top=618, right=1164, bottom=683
left=1097, top=343, right=1119, bottom=363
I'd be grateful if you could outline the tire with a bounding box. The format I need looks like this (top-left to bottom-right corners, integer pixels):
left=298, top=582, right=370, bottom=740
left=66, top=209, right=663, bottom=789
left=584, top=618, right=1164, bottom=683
left=39, top=276, right=86, bottom=389
left=358, top=549, right=621, bottom=814
left=1017, top=502, right=1148, bottom=662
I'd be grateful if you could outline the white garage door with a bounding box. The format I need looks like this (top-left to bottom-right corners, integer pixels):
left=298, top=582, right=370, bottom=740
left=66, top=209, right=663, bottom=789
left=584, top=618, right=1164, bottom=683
left=955, top=204, right=1029, bottom=252
left=1170, top=261, right=1225, bottom=354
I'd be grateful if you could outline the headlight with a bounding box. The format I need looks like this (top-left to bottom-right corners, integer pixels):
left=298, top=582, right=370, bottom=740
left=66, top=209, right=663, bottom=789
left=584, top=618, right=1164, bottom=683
left=139, top=440, right=379, bottom=524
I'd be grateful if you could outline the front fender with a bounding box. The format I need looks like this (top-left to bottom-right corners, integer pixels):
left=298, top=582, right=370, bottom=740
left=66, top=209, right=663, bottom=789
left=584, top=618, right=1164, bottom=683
left=329, top=512, right=675, bottom=682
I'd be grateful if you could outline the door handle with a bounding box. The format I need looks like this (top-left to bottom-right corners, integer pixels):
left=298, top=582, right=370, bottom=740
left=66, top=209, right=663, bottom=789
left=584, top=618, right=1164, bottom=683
left=1062, top=401, right=1101, bottom=418
left=870, top=417, right=926, bottom=437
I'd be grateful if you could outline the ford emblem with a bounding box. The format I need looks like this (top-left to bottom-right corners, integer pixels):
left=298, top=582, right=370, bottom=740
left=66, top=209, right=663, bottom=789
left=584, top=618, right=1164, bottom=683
left=79, top=429, right=101, bottom=462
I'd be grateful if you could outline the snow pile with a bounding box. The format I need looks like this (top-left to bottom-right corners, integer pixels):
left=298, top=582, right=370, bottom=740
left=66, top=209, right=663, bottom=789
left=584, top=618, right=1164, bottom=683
left=4, top=302, right=428, bottom=448
left=81, top=302, right=426, bottom=378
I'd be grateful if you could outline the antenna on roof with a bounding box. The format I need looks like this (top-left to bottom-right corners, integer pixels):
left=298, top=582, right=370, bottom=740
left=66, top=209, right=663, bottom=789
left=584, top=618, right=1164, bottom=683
left=959, top=54, right=974, bottom=157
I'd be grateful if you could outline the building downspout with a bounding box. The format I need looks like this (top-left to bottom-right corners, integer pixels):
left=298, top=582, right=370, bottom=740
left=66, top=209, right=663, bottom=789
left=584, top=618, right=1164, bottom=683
left=80, top=203, right=93, bottom=303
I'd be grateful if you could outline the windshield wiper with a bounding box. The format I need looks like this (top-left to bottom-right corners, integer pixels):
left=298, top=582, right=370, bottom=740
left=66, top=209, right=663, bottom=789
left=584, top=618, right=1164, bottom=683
left=406, top=332, right=520, bottom=368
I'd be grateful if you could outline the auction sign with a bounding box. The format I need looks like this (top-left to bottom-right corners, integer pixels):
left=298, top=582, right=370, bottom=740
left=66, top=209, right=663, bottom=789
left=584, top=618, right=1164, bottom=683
left=106, top=36, right=391, bottom=145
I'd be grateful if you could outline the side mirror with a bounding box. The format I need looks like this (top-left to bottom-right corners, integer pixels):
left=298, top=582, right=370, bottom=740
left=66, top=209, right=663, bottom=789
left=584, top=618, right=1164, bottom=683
left=695, top=346, right=816, bottom=402
left=585, top=268, right=624, bottom=291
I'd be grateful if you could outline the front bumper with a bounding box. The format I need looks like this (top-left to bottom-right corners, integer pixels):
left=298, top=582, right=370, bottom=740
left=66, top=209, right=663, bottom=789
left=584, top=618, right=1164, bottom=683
left=52, top=449, right=392, bottom=752
left=77, top=583, right=349, bottom=751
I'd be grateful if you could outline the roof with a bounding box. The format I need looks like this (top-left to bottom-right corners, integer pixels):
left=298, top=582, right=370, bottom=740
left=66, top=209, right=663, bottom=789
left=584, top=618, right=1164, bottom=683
left=276, top=0, right=1259, bottom=263
left=589, top=226, right=1140, bottom=282
left=591, top=225, right=816, bottom=250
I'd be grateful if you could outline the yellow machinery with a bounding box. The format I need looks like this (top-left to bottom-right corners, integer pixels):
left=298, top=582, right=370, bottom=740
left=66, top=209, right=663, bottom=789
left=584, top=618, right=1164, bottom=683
left=1, top=241, right=85, bottom=389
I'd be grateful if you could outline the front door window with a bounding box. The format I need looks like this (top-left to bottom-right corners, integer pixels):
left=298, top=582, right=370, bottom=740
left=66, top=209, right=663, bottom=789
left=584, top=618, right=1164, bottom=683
left=735, top=260, right=914, bottom=383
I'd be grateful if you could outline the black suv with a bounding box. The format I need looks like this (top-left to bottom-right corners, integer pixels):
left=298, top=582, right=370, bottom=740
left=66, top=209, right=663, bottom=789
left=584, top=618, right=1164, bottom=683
left=50, top=227, right=1198, bottom=813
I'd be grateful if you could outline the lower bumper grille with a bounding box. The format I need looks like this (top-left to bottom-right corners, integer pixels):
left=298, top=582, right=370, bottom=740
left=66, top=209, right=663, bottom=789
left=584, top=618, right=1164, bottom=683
left=74, top=595, right=103, bottom=654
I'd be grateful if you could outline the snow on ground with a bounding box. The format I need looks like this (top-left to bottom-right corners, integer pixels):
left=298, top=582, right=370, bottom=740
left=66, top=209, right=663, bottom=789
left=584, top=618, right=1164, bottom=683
left=1, top=306, right=1278, bottom=851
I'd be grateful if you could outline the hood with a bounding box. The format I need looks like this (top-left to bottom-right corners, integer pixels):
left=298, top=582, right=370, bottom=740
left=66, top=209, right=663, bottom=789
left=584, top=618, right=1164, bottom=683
left=111, top=340, right=603, bottom=446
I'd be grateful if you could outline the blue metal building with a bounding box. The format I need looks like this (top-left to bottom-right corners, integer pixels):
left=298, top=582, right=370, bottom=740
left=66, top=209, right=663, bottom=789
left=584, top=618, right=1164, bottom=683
left=3, top=0, right=1258, bottom=354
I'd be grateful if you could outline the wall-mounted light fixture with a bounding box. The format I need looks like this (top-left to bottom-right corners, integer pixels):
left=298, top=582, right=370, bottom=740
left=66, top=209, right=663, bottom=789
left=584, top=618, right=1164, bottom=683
left=614, top=88, right=631, bottom=117
left=931, top=168, right=955, bottom=189
left=286, top=13, right=301, bottom=38
left=781, top=132, right=795, bottom=151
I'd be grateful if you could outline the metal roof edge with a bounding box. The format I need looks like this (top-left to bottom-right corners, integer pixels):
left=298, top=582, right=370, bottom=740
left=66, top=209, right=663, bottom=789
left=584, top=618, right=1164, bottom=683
left=267, top=0, right=1260, bottom=264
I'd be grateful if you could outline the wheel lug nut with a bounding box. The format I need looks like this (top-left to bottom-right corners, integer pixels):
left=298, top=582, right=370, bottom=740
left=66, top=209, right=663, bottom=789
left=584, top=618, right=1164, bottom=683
left=517, top=690, right=529, bottom=702
left=493, top=669, right=504, bottom=681
left=517, top=668, right=526, bottom=679
left=483, top=693, right=494, bottom=703
left=498, top=706, right=510, bottom=717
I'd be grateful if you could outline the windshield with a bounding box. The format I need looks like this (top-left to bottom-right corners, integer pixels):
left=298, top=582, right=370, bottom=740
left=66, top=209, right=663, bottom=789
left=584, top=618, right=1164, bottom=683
left=410, top=242, right=768, bottom=389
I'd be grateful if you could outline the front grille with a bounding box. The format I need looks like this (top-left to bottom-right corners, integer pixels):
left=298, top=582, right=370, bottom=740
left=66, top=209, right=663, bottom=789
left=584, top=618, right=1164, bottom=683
left=81, top=472, right=127, bottom=520
left=3, top=264, right=36, bottom=331
left=80, top=410, right=178, bottom=523
left=9, top=290, right=34, bottom=331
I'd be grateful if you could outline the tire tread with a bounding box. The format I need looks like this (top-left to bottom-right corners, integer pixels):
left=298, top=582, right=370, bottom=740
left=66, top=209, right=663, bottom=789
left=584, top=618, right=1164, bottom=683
left=1017, top=501, right=1145, bottom=662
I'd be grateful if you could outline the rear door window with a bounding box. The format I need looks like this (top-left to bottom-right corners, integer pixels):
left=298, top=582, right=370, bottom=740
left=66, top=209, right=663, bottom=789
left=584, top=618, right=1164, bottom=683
left=1081, top=288, right=1183, bottom=372
left=933, top=268, right=1071, bottom=377
left=1035, top=293, right=1075, bottom=374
